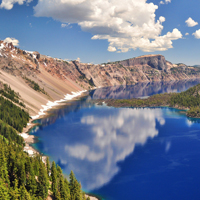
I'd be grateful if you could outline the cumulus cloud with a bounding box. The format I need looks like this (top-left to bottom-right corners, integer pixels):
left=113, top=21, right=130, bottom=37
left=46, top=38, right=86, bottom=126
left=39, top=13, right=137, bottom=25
left=160, top=0, right=171, bottom=4
left=192, top=29, right=200, bottom=39
left=185, top=17, right=198, bottom=27
left=165, top=0, right=171, bottom=3
left=4, top=37, right=19, bottom=46
left=0, top=0, right=32, bottom=10
left=185, top=32, right=189, bottom=36
left=34, top=0, right=182, bottom=53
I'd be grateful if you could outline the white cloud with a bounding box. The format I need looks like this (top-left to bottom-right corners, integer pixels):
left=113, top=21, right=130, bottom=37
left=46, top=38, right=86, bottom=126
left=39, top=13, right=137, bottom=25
left=4, top=37, right=19, bottom=46
left=108, top=46, right=117, bottom=52
left=185, top=32, right=189, bottom=36
left=61, top=23, right=71, bottom=28
left=61, top=23, right=67, bottom=28
left=185, top=17, right=198, bottom=27
left=0, top=0, right=32, bottom=10
left=165, top=0, right=171, bottom=3
left=193, top=29, right=200, bottom=39
left=159, top=0, right=171, bottom=5
left=34, top=0, right=182, bottom=53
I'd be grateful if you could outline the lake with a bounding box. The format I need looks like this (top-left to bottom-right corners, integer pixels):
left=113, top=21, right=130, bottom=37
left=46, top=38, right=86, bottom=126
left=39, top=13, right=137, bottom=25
left=30, top=80, right=200, bottom=200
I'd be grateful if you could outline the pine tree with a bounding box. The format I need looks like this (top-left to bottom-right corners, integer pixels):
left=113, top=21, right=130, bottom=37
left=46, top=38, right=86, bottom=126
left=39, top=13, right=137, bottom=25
left=10, top=179, right=19, bottom=200
left=37, top=162, right=49, bottom=199
left=0, top=178, right=9, bottom=200
left=0, top=144, right=10, bottom=185
left=57, top=165, right=62, bottom=178
left=19, top=162, right=26, bottom=187
left=26, top=162, right=37, bottom=196
left=64, top=178, right=70, bottom=200
left=46, top=157, right=50, bottom=178
left=59, top=175, right=69, bottom=200
left=70, top=170, right=81, bottom=200
left=19, top=185, right=32, bottom=200
left=51, top=161, right=57, bottom=196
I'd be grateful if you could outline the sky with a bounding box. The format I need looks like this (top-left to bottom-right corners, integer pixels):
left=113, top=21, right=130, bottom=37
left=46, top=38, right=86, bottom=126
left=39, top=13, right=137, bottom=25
left=0, top=0, right=200, bottom=65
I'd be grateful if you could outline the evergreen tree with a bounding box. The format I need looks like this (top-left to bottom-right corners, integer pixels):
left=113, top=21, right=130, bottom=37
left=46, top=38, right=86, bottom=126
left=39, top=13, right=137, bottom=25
left=70, top=170, right=81, bottom=200
left=64, top=178, right=71, bottom=200
left=59, top=175, right=69, bottom=200
left=46, top=157, right=50, bottom=178
left=10, top=179, right=19, bottom=200
left=0, top=144, right=10, bottom=185
left=51, top=161, right=57, bottom=196
left=19, top=185, right=32, bottom=200
left=26, top=162, right=37, bottom=196
left=0, top=178, right=9, bottom=200
left=37, top=163, right=49, bottom=199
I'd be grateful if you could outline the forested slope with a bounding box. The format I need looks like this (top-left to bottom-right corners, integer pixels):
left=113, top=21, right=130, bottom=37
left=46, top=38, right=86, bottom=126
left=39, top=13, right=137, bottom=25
left=0, top=85, right=90, bottom=200
left=98, top=83, right=200, bottom=118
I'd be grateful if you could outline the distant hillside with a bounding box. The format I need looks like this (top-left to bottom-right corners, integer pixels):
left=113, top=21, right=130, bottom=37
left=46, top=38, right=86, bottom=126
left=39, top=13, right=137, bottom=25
left=98, top=83, right=200, bottom=118
left=193, top=65, right=200, bottom=68
left=1, top=40, right=200, bottom=115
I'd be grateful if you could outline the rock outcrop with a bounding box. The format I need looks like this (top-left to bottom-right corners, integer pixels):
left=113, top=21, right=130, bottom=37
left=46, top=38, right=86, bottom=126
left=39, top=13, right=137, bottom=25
left=0, top=40, right=200, bottom=114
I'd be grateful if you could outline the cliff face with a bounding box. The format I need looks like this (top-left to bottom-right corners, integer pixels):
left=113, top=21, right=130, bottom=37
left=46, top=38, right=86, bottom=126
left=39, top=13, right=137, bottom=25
left=75, top=55, right=200, bottom=87
left=0, top=40, right=200, bottom=114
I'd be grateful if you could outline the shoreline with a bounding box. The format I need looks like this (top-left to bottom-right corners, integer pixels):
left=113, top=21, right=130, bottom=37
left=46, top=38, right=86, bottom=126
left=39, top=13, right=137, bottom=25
left=19, top=89, right=100, bottom=200
left=20, top=89, right=87, bottom=156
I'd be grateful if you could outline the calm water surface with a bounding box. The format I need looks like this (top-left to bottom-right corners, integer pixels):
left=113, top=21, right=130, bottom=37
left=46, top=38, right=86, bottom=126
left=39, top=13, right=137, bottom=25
left=30, top=80, right=200, bottom=200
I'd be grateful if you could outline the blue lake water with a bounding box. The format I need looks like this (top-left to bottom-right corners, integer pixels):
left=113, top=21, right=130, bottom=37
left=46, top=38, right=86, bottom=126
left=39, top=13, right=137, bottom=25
left=30, top=80, right=200, bottom=200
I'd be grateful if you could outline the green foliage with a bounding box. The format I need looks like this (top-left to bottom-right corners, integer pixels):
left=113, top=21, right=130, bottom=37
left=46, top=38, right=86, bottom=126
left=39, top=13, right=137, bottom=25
left=0, top=95, right=29, bottom=133
left=104, top=83, right=200, bottom=118
left=37, top=162, right=49, bottom=199
left=0, top=178, right=9, bottom=200
left=70, top=170, right=82, bottom=200
left=0, top=84, right=90, bottom=200
left=51, top=161, right=57, bottom=196
left=23, top=76, right=47, bottom=95
left=0, top=83, right=26, bottom=108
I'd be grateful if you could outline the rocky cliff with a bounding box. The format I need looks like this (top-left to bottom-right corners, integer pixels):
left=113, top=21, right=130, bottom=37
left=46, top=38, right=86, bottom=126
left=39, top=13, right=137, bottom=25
left=0, top=40, right=200, bottom=115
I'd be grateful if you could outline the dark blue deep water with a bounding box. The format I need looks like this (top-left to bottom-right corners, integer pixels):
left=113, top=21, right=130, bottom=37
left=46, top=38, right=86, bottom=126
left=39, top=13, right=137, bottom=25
left=30, top=80, right=200, bottom=200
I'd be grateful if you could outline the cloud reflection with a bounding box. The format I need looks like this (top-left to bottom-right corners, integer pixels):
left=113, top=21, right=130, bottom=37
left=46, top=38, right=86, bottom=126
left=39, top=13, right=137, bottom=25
left=64, top=107, right=165, bottom=190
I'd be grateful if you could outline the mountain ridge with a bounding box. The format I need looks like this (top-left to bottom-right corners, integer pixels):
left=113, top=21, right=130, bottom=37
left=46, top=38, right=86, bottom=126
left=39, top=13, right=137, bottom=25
left=1, top=40, right=200, bottom=115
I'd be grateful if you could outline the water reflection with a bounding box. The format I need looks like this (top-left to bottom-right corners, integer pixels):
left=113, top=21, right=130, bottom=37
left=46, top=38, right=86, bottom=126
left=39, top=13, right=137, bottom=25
left=30, top=80, right=200, bottom=199
left=32, top=106, right=165, bottom=190
left=36, top=79, right=200, bottom=128
left=90, top=79, right=200, bottom=99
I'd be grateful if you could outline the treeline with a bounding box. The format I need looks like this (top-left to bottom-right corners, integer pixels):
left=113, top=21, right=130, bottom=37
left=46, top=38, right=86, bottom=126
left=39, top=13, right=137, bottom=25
left=0, top=96, right=29, bottom=133
left=23, top=76, right=47, bottom=95
left=100, top=83, right=200, bottom=118
left=0, top=137, right=89, bottom=200
left=0, top=83, right=25, bottom=108
left=0, top=86, right=90, bottom=200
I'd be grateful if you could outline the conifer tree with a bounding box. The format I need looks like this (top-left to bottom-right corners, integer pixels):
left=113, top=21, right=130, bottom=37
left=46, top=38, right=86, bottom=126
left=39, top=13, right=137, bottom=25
left=51, top=161, right=57, bottom=196
left=37, top=162, right=49, bottom=199
left=64, top=178, right=71, bottom=200
left=10, top=179, right=19, bottom=200
left=70, top=170, right=81, bottom=200
left=59, top=175, right=69, bottom=200
left=19, top=185, right=32, bottom=200
left=46, top=157, right=50, bottom=178
left=0, top=144, right=10, bottom=185
left=0, top=178, right=9, bottom=200
left=26, top=162, right=37, bottom=195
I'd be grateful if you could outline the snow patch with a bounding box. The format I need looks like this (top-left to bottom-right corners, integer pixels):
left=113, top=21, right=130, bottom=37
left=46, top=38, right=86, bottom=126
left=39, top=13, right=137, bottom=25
left=19, top=133, right=29, bottom=139
left=31, top=90, right=87, bottom=120
left=0, top=43, right=5, bottom=50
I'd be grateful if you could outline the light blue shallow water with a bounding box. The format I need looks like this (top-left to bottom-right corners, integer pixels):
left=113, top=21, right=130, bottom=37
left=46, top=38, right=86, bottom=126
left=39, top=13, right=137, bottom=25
left=30, top=80, right=200, bottom=200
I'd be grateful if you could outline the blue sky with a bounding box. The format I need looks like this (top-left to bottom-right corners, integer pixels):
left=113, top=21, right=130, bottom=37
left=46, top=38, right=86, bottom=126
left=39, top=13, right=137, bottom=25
left=0, top=0, right=200, bottom=65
